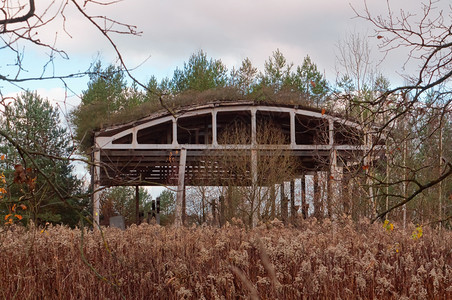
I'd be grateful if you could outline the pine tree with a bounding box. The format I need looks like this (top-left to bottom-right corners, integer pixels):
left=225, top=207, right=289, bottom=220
left=0, top=91, right=84, bottom=226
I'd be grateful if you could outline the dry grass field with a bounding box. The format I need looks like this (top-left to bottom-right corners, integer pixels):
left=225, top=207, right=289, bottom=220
left=0, top=218, right=451, bottom=299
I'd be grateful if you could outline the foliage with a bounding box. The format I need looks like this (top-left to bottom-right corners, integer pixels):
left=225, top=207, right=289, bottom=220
left=70, top=50, right=330, bottom=153
left=71, top=62, right=129, bottom=153
left=0, top=220, right=450, bottom=299
left=190, top=121, right=299, bottom=228
left=255, top=50, right=329, bottom=105
left=71, top=62, right=157, bottom=153
left=100, top=186, right=152, bottom=226
left=331, top=27, right=451, bottom=225
left=259, top=49, right=294, bottom=92
left=170, top=50, right=229, bottom=93
left=0, top=91, right=85, bottom=227
left=229, top=57, right=259, bottom=95
left=293, top=55, right=330, bottom=106
left=156, top=189, right=176, bottom=226
left=344, top=2, right=452, bottom=224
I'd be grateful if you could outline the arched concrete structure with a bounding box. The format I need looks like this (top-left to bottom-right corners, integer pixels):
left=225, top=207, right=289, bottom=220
left=92, top=101, right=385, bottom=226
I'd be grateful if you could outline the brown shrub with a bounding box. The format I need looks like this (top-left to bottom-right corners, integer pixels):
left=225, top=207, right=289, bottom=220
left=0, top=219, right=450, bottom=299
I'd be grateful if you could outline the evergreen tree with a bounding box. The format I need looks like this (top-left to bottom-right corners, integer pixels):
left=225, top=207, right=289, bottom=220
left=156, top=189, right=175, bottom=225
left=293, top=55, right=329, bottom=106
left=259, top=49, right=294, bottom=92
left=255, top=51, right=329, bottom=105
left=229, top=57, right=258, bottom=95
left=100, top=186, right=152, bottom=226
left=0, top=91, right=84, bottom=226
left=71, top=62, right=133, bottom=152
left=170, top=50, right=228, bottom=93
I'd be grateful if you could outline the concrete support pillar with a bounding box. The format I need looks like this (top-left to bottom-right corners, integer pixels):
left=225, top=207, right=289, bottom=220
left=135, top=185, right=140, bottom=225
left=175, top=148, right=187, bottom=227
left=290, top=111, right=296, bottom=146
left=149, top=198, right=161, bottom=225
left=211, top=199, right=217, bottom=226
left=342, top=174, right=352, bottom=216
left=327, top=150, right=336, bottom=218
left=251, top=150, right=258, bottom=184
left=270, top=184, right=276, bottom=220
left=313, top=172, right=321, bottom=219
left=301, top=174, right=308, bottom=219
left=290, top=179, right=296, bottom=224
left=212, top=111, right=217, bottom=146
left=280, top=183, right=288, bottom=225
left=328, top=149, right=343, bottom=219
left=251, top=149, right=258, bottom=227
left=151, top=200, right=155, bottom=220
left=172, top=118, right=178, bottom=145
left=251, top=109, right=257, bottom=145
left=182, top=185, right=186, bottom=225
left=328, top=118, right=334, bottom=145
left=92, top=149, right=101, bottom=229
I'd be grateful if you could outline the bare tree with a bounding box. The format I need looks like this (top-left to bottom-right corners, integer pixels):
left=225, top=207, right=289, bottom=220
left=0, top=0, right=147, bottom=230
left=192, top=120, right=299, bottom=228
left=1, top=0, right=141, bottom=90
left=348, top=0, right=452, bottom=225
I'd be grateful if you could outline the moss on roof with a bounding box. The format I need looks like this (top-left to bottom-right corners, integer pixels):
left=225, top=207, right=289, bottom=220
left=100, top=86, right=324, bottom=130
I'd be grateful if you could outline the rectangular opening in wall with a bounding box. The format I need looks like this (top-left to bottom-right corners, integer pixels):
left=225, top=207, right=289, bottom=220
left=295, top=114, right=328, bottom=145
left=217, top=111, right=251, bottom=144
left=333, top=121, right=364, bottom=145
left=112, top=133, right=132, bottom=144
left=137, top=121, right=173, bottom=144
left=177, top=113, right=212, bottom=144
left=256, top=110, right=290, bottom=144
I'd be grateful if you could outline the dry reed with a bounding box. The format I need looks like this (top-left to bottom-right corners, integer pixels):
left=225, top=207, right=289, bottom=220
left=0, top=217, right=450, bottom=299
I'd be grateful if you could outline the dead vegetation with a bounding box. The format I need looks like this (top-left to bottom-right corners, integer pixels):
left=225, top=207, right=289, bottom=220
left=0, top=218, right=450, bottom=299
left=104, top=87, right=321, bottom=128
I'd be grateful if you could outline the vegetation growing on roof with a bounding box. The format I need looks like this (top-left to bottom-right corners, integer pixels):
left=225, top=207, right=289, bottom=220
left=70, top=50, right=330, bottom=153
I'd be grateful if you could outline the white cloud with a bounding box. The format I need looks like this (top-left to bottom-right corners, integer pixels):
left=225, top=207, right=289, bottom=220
left=35, top=87, right=81, bottom=114
left=4, top=87, right=81, bottom=126
left=3, top=0, right=448, bottom=94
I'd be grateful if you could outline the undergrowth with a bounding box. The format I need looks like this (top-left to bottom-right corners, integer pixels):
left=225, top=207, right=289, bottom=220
left=0, top=218, right=450, bottom=299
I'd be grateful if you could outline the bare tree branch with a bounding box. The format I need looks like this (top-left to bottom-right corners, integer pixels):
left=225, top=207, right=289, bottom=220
left=372, top=161, right=452, bottom=223
left=0, top=0, right=35, bottom=26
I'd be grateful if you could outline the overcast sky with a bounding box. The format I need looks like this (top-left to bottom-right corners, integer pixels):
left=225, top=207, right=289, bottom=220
left=4, top=0, right=447, bottom=110
left=1, top=0, right=448, bottom=195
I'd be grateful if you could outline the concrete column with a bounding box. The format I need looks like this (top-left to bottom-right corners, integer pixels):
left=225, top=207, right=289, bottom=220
left=251, top=149, right=258, bottom=227
left=172, top=118, right=178, bottom=146
left=211, top=199, right=217, bottom=226
left=328, top=149, right=343, bottom=219
left=212, top=111, right=217, bottom=146
left=92, top=148, right=101, bottom=229
left=328, top=118, right=334, bottom=145
left=182, top=185, right=186, bottom=225
left=175, top=148, right=187, bottom=227
left=342, top=174, right=351, bottom=216
left=135, top=185, right=140, bottom=225
left=251, top=109, right=257, bottom=145
left=251, top=149, right=258, bottom=184
left=313, top=172, right=321, bottom=219
left=150, top=200, right=156, bottom=222
left=280, top=183, right=288, bottom=225
left=327, top=119, right=336, bottom=218
left=290, top=111, right=296, bottom=146
left=270, top=184, right=276, bottom=220
left=301, top=174, right=308, bottom=219
left=290, top=179, right=296, bottom=224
